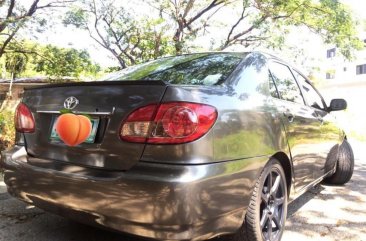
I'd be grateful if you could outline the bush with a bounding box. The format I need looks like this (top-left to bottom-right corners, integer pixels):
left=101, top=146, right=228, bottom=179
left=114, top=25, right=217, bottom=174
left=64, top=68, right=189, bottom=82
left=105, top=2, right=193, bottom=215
left=0, top=110, right=15, bottom=152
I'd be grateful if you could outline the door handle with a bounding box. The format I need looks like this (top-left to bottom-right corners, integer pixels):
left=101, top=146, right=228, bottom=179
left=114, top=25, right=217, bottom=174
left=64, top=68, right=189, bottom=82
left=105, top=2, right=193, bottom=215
left=317, top=116, right=324, bottom=124
left=283, top=111, right=294, bottom=123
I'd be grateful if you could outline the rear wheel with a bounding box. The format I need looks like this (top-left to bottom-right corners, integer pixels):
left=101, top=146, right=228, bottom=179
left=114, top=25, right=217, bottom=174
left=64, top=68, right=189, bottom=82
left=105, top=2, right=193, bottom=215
left=324, top=140, right=354, bottom=185
left=232, top=159, right=287, bottom=241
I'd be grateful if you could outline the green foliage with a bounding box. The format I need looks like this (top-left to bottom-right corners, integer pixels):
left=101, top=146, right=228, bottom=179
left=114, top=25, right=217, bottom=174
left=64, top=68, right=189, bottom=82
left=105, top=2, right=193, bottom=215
left=148, top=0, right=362, bottom=60
left=1, top=40, right=38, bottom=78
left=33, top=45, right=101, bottom=78
left=105, top=66, right=122, bottom=73
left=349, top=130, right=366, bottom=142
left=0, top=0, right=362, bottom=77
left=0, top=40, right=102, bottom=80
left=0, top=0, right=73, bottom=59
left=63, top=8, right=88, bottom=29
left=255, top=0, right=363, bottom=58
left=0, top=110, right=15, bottom=152
left=5, top=52, right=28, bottom=79
left=134, top=18, right=175, bottom=62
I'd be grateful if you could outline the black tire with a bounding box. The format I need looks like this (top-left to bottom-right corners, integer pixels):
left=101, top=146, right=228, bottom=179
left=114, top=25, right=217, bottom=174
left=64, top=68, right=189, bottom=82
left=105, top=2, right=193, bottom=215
left=232, top=159, right=288, bottom=241
left=324, top=140, right=354, bottom=185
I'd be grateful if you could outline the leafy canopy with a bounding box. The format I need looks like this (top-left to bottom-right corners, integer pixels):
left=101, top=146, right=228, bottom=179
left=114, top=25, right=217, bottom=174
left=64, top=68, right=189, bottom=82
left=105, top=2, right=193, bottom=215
left=251, top=0, right=363, bottom=59
left=63, top=1, right=175, bottom=68
left=34, top=45, right=101, bottom=78
left=62, top=0, right=362, bottom=68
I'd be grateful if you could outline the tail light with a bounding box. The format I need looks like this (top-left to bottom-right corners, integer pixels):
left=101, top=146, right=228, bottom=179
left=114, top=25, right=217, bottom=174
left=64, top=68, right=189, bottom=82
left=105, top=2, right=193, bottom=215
left=15, top=103, right=35, bottom=133
left=120, top=102, right=217, bottom=144
left=120, top=104, right=157, bottom=143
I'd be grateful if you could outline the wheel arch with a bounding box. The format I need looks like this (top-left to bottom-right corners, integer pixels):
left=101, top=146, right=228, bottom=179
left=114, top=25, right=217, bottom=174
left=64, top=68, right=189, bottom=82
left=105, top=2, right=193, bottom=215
left=271, top=152, right=293, bottom=197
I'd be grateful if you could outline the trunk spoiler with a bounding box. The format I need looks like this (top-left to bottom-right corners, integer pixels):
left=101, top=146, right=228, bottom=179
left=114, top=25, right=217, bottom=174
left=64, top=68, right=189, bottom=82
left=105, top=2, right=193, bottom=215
left=25, top=80, right=168, bottom=90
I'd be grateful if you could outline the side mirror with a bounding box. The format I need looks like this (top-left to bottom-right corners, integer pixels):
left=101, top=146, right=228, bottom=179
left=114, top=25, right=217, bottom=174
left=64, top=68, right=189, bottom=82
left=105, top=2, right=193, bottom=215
left=328, top=99, right=347, bottom=112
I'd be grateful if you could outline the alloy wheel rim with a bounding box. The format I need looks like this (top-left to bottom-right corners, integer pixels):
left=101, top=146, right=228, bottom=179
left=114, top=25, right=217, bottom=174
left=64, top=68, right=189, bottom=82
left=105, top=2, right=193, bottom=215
left=260, top=169, right=286, bottom=241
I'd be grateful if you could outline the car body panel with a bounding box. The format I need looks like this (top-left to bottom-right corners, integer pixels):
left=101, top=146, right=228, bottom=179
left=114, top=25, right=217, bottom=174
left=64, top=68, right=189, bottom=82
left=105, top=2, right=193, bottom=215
left=1, top=146, right=268, bottom=240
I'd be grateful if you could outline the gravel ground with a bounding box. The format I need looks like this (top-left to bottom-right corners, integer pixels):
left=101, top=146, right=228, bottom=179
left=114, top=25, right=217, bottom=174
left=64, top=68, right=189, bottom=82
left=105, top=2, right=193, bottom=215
left=0, top=139, right=365, bottom=241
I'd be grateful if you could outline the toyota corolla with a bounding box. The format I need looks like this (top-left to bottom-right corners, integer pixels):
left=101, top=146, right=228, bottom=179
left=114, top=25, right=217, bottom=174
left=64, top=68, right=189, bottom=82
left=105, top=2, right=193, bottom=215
left=0, top=52, right=354, bottom=241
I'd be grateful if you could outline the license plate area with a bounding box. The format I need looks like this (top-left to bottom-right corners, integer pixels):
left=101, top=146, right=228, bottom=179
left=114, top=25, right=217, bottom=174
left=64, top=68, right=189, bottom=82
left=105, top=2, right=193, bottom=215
left=50, top=116, right=100, bottom=144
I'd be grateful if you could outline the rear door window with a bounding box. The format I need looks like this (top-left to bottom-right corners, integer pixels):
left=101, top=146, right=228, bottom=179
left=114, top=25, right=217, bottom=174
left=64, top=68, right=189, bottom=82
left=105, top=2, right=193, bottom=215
left=293, top=71, right=326, bottom=110
left=269, top=71, right=279, bottom=98
left=269, top=62, right=305, bottom=105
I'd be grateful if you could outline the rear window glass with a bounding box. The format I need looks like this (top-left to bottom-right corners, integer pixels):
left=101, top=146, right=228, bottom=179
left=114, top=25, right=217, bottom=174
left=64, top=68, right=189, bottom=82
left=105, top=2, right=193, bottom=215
left=103, top=53, right=245, bottom=85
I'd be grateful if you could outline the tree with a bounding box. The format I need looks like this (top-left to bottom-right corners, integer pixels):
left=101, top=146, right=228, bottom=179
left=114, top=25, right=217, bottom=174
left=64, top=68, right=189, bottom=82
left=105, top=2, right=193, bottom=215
left=150, top=0, right=362, bottom=59
left=63, top=0, right=361, bottom=68
left=0, top=40, right=101, bottom=79
left=3, top=51, right=27, bottom=96
left=63, top=0, right=174, bottom=69
left=5, top=51, right=27, bottom=79
left=34, top=44, right=101, bottom=78
left=149, top=0, right=233, bottom=54
left=219, top=0, right=362, bottom=59
left=0, top=0, right=74, bottom=58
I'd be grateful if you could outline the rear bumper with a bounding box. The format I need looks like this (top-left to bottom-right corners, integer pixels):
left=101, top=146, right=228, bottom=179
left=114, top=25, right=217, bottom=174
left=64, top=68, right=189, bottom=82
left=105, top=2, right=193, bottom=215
left=1, top=146, right=265, bottom=240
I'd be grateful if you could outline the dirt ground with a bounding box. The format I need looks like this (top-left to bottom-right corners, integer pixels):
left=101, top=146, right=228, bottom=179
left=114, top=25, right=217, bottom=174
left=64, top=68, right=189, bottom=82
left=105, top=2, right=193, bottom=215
left=1, top=139, right=365, bottom=241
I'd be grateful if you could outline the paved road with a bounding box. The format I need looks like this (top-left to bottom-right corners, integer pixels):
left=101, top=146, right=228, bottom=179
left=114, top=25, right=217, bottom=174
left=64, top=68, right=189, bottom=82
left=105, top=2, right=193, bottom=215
left=1, top=140, right=365, bottom=241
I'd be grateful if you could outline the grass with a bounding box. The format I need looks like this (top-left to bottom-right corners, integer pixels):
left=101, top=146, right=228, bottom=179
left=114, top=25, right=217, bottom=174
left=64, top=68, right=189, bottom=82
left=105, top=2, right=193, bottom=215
left=348, top=130, right=366, bottom=142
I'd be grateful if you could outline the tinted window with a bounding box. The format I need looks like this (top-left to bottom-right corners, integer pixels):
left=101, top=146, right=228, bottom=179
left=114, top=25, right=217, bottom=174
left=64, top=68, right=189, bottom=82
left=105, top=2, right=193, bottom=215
left=103, top=53, right=245, bottom=85
left=269, top=62, right=304, bottom=104
left=294, top=71, right=325, bottom=110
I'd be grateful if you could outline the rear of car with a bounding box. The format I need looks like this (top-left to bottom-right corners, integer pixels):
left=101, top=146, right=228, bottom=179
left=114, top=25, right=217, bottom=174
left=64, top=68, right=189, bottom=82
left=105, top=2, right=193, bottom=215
left=0, top=52, right=282, bottom=240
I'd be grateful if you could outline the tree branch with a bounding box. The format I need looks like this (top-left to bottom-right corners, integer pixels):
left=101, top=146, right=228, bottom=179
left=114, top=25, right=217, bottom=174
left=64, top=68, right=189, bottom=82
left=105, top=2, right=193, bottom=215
left=88, top=0, right=127, bottom=68
left=0, top=24, right=22, bottom=57
left=101, top=16, right=136, bottom=65
left=37, top=0, right=76, bottom=9
left=5, top=49, right=55, bottom=64
left=185, top=0, right=225, bottom=26
left=224, top=0, right=249, bottom=48
left=7, top=0, right=15, bottom=18
left=221, top=14, right=268, bottom=49
left=27, top=0, right=41, bottom=16
left=182, top=0, right=195, bottom=19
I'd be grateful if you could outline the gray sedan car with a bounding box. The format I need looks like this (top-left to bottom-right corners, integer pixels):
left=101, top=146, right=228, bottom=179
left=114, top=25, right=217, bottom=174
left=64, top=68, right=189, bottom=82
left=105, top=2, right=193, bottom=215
left=1, top=52, right=354, bottom=241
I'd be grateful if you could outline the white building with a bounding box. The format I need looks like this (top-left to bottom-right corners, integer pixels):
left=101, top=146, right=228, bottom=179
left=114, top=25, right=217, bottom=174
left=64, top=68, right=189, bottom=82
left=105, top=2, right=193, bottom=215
left=323, top=37, right=366, bottom=84
left=319, top=36, right=366, bottom=141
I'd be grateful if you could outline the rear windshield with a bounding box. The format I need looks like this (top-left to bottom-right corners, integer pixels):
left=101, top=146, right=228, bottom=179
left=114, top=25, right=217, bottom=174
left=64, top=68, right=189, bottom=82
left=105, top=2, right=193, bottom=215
left=103, top=53, right=245, bottom=85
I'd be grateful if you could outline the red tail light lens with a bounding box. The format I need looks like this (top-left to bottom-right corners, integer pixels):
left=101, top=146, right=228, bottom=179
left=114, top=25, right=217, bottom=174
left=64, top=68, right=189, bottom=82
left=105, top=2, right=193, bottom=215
left=15, top=103, right=35, bottom=133
left=149, top=103, right=217, bottom=144
left=162, top=106, right=198, bottom=138
left=120, top=102, right=217, bottom=144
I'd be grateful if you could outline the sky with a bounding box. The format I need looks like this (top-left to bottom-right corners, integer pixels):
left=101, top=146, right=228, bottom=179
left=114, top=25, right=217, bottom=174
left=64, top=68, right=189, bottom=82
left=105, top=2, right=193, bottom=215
left=33, top=0, right=366, bottom=68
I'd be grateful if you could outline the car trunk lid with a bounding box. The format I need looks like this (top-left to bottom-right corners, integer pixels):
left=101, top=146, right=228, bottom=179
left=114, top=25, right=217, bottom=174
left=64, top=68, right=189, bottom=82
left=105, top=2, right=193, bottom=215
left=21, top=81, right=167, bottom=170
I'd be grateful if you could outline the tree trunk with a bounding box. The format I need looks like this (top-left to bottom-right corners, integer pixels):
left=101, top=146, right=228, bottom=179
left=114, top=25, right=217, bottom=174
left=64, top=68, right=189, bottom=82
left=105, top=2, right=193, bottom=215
left=8, top=72, right=14, bottom=98
left=116, top=56, right=127, bottom=69
left=154, top=33, right=162, bottom=59
left=173, top=21, right=184, bottom=54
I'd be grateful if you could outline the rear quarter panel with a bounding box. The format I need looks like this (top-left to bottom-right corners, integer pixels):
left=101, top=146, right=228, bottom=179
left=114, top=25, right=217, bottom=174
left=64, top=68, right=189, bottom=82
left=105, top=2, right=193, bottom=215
left=142, top=53, right=290, bottom=164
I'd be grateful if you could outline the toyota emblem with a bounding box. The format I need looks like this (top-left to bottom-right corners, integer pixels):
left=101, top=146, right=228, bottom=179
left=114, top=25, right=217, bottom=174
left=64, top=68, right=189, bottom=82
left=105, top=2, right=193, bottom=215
left=64, top=96, right=79, bottom=110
